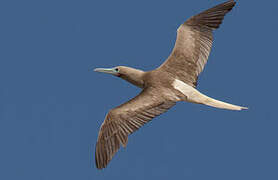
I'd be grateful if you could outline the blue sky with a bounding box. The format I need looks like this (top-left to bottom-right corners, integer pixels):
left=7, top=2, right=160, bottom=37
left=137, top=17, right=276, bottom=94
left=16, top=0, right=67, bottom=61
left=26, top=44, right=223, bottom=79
left=0, top=0, right=277, bottom=179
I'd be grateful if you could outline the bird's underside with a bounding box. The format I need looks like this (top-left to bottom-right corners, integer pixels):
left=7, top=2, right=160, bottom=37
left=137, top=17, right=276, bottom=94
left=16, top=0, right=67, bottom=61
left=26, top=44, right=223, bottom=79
left=94, top=0, right=247, bottom=169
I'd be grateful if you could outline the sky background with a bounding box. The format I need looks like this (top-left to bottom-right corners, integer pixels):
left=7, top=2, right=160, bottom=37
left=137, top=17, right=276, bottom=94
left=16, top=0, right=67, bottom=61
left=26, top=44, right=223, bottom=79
left=0, top=0, right=277, bottom=179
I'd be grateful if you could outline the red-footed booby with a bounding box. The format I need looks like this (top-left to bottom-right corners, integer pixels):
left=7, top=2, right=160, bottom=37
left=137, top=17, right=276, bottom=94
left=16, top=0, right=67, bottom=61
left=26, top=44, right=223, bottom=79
left=93, top=0, right=247, bottom=169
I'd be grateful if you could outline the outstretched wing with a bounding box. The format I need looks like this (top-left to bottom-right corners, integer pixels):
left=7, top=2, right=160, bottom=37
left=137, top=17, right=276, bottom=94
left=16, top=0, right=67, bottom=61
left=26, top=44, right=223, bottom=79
left=159, top=0, right=236, bottom=87
left=95, top=88, right=176, bottom=169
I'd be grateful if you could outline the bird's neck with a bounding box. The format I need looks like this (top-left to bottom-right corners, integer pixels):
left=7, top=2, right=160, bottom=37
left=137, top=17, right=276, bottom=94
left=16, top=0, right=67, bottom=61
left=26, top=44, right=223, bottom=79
left=121, top=69, right=145, bottom=88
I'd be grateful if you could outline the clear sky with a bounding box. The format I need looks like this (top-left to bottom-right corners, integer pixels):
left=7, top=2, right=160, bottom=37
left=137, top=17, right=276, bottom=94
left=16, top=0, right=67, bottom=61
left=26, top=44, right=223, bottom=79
left=0, top=0, right=277, bottom=179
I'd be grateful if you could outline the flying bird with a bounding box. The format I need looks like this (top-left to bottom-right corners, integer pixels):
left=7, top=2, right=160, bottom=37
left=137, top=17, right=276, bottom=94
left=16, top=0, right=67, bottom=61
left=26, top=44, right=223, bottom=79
left=93, top=0, right=247, bottom=169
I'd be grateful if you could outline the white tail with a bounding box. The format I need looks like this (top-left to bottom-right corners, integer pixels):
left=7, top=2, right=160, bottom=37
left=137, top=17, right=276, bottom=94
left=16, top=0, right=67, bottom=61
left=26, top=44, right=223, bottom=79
left=172, top=79, right=248, bottom=111
left=198, top=94, right=248, bottom=111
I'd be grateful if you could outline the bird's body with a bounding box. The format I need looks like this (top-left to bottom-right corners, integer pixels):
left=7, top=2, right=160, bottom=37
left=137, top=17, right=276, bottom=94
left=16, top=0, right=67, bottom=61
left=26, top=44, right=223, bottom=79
left=93, top=0, right=247, bottom=169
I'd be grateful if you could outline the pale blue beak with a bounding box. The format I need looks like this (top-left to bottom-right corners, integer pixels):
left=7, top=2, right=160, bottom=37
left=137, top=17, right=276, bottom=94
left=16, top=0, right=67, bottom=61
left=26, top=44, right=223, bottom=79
left=93, top=68, right=118, bottom=75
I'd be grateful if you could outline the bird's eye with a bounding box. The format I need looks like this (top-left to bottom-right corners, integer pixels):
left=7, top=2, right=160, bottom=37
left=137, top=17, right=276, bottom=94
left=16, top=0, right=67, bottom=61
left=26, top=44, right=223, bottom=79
left=115, top=68, right=119, bottom=72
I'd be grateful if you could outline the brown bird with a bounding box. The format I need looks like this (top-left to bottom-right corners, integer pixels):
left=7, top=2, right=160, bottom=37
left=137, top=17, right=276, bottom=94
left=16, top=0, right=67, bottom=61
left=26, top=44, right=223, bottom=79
left=93, top=0, right=247, bottom=169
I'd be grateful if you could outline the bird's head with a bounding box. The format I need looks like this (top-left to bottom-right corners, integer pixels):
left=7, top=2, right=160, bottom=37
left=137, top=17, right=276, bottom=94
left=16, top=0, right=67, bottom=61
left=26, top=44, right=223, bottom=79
left=93, top=66, right=121, bottom=77
left=92, top=66, right=145, bottom=88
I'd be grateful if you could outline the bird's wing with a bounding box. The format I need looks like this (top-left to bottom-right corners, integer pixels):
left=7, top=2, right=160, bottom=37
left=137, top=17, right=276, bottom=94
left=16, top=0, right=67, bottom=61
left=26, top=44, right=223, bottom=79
left=95, top=87, right=176, bottom=169
left=158, top=0, right=236, bottom=87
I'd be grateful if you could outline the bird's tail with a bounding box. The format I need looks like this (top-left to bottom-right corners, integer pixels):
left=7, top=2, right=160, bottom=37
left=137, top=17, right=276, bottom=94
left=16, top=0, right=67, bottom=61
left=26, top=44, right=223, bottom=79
left=199, top=94, right=248, bottom=110
left=186, top=87, right=247, bottom=110
left=172, top=79, right=247, bottom=111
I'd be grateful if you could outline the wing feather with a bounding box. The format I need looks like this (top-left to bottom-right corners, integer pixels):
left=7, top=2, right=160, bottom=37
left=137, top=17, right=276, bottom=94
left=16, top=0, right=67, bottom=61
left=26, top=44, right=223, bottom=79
left=159, top=0, right=236, bottom=87
left=95, top=88, right=176, bottom=169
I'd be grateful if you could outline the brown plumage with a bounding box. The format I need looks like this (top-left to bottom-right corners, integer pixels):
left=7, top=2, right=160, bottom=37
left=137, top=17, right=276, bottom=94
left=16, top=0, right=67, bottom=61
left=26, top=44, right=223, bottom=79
left=93, top=0, right=247, bottom=169
left=159, top=0, right=236, bottom=87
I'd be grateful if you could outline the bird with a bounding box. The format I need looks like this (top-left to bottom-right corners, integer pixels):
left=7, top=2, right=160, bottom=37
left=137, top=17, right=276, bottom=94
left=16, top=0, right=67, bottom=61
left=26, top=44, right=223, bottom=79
left=93, top=0, right=247, bottom=169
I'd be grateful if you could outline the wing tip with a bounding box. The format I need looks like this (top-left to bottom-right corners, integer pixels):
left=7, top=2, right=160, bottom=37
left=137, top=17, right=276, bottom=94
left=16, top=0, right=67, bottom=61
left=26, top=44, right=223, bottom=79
left=185, top=0, right=236, bottom=29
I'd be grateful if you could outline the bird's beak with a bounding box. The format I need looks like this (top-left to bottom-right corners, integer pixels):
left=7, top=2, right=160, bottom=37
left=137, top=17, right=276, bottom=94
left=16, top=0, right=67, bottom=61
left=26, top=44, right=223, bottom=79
left=93, top=68, right=118, bottom=75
